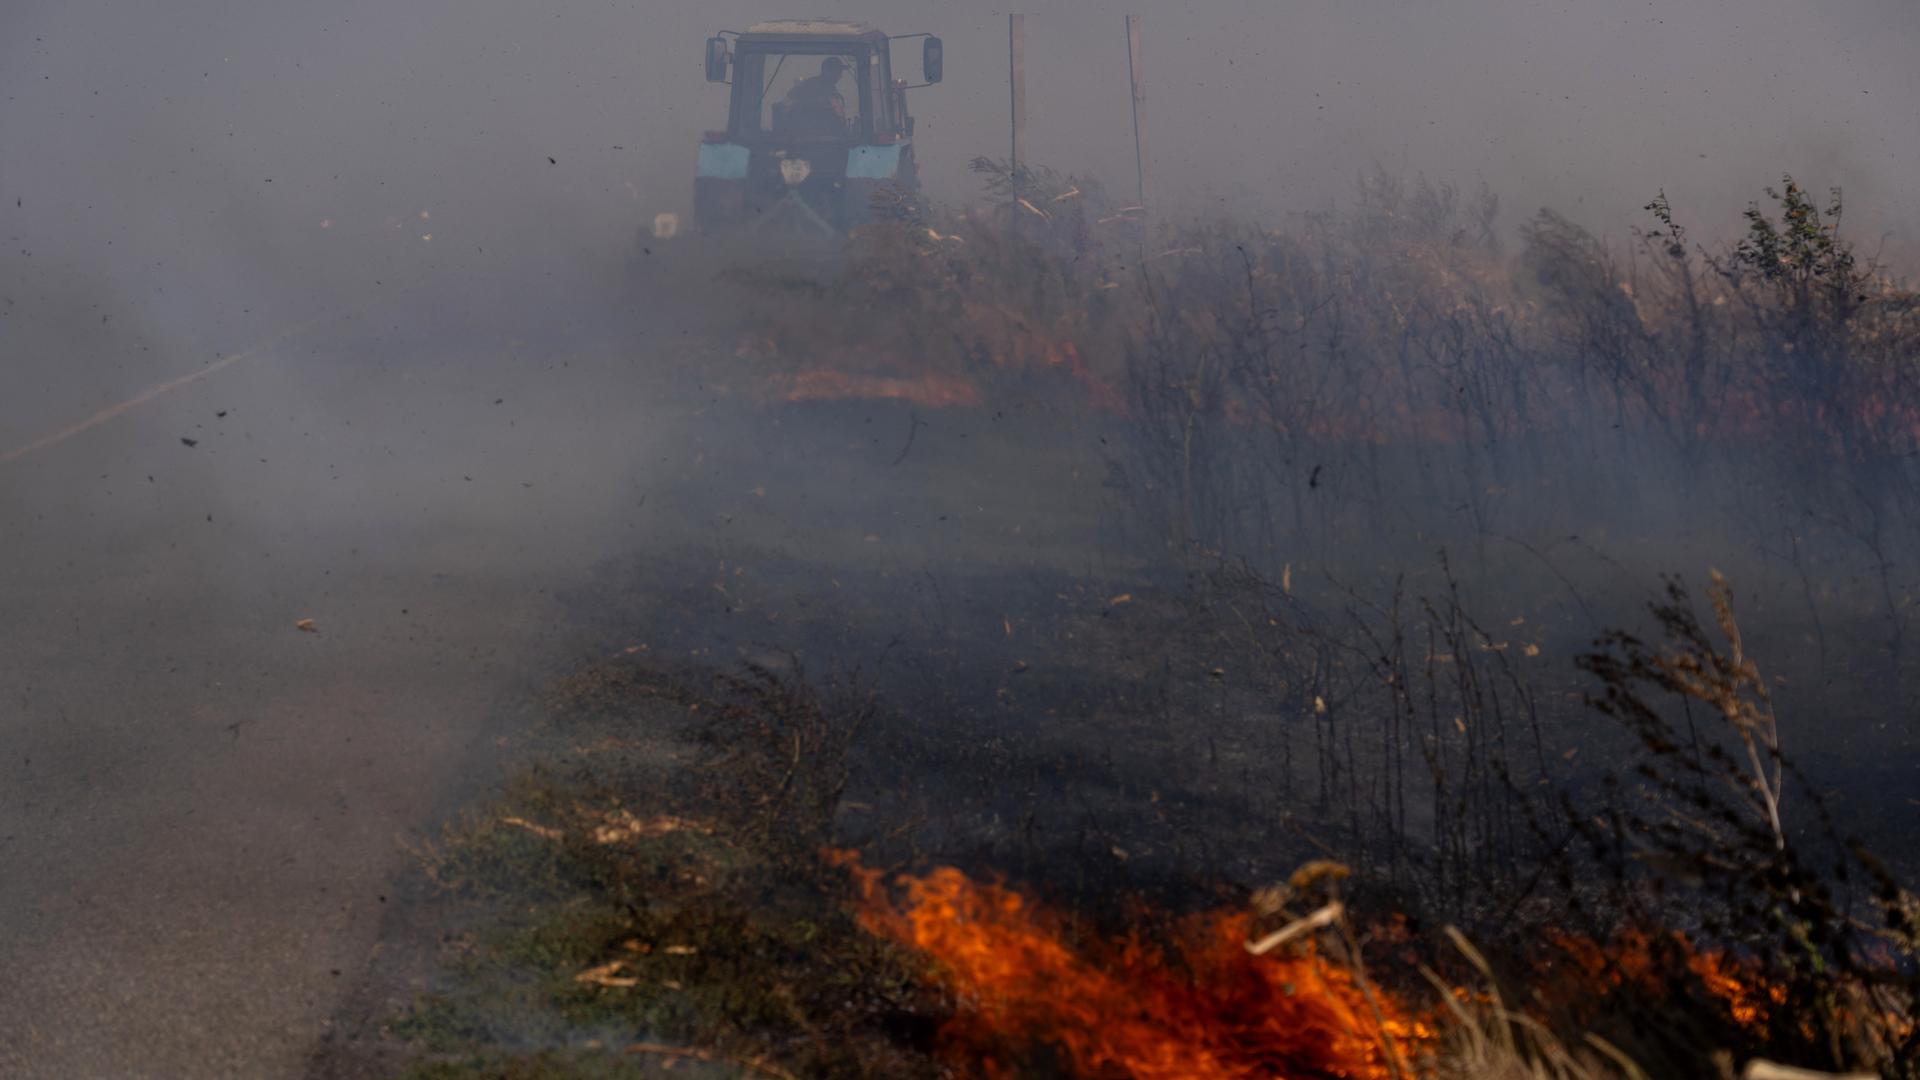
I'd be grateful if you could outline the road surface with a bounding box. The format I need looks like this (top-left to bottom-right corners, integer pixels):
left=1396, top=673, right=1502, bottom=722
left=0, top=260, right=705, bottom=1077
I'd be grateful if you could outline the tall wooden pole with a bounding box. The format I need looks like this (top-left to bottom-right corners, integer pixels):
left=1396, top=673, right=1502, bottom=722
left=1125, top=14, right=1150, bottom=208
left=1009, top=14, right=1028, bottom=175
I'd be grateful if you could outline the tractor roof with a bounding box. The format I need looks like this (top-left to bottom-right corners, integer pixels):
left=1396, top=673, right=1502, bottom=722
left=744, top=19, right=878, bottom=37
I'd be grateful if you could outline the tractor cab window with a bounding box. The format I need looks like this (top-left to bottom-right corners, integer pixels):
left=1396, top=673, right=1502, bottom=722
left=734, top=50, right=868, bottom=141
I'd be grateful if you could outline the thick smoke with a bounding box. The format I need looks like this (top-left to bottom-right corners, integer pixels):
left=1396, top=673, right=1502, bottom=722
left=3, top=1, right=1917, bottom=1076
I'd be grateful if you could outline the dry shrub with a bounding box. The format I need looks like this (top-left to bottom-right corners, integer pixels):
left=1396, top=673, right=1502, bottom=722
left=1561, top=574, right=1918, bottom=1076
left=695, top=661, right=876, bottom=857
left=745, top=168, right=1920, bottom=714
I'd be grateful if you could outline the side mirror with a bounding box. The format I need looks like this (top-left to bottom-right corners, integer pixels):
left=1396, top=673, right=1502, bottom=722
left=922, top=37, right=943, bottom=84
left=705, top=37, right=729, bottom=82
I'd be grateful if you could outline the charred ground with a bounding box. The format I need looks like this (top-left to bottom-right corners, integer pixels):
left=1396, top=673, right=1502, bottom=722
left=302, top=170, right=1920, bottom=1079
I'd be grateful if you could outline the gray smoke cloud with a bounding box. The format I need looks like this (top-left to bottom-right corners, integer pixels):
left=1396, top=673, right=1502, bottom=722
left=5, top=1, right=1916, bottom=319
left=2, top=2, right=1916, bottom=1075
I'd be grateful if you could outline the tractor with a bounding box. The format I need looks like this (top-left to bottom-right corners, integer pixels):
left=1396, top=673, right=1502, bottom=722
left=695, top=20, right=942, bottom=237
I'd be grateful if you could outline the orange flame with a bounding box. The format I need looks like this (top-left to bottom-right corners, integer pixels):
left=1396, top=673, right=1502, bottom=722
left=832, top=853, right=1423, bottom=1079
left=1544, top=928, right=1788, bottom=1034
left=778, top=368, right=983, bottom=408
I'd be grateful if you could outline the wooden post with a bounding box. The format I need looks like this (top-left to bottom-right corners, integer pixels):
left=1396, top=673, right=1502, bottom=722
left=1008, top=14, right=1028, bottom=175
left=1125, top=14, right=1149, bottom=208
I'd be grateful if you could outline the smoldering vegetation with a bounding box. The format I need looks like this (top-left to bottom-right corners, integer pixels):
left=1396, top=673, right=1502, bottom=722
left=7, top=3, right=1919, bottom=1077
left=344, top=168, right=1920, bottom=1080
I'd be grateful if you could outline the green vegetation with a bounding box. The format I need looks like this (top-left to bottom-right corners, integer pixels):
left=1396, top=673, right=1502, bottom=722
left=368, top=663, right=946, bottom=1079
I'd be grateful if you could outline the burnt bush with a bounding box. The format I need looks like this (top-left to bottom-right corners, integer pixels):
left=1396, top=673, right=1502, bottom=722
left=1561, top=574, right=1920, bottom=1075
left=764, top=166, right=1920, bottom=721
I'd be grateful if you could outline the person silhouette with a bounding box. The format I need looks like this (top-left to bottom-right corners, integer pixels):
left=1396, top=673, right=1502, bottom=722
left=780, top=56, right=852, bottom=135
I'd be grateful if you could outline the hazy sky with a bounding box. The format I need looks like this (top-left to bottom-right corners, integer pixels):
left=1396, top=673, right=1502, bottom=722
left=3, top=0, right=1917, bottom=332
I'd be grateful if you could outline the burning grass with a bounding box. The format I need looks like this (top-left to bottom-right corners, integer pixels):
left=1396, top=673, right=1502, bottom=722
left=357, top=597, right=1914, bottom=1078
left=831, top=852, right=1424, bottom=1080
left=821, top=854, right=1914, bottom=1080
left=776, top=368, right=983, bottom=409
left=353, top=630, right=1914, bottom=1078
left=408, top=557, right=1916, bottom=1074
left=325, top=166, right=1920, bottom=1079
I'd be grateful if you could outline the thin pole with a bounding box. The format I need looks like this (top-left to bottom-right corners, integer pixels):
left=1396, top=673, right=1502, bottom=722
left=1009, top=14, right=1028, bottom=175
left=1125, top=14, right=1149, bottom=208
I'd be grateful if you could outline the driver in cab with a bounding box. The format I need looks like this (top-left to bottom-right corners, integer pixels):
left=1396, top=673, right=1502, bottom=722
left=780, top=56, right=853, bottom=136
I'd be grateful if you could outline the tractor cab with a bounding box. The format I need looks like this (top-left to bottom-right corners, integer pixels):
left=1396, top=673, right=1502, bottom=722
left=696, top=20, right=942, bottom=235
